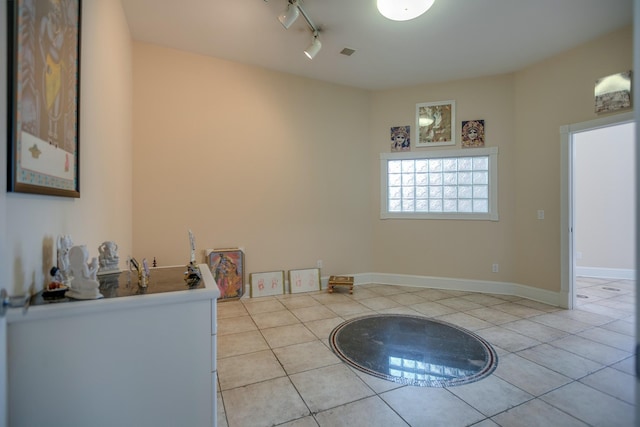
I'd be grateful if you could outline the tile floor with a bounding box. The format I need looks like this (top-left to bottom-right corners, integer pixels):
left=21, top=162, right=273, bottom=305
left=216, top=277, right=636, bottom=427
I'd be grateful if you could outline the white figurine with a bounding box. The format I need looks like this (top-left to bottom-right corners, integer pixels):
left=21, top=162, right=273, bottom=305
left=188, top=229, right=196, bottom=264
left=66, top=245, right=103, bottom=300
left=57, top=234, right=74, bottom=283
left=98, top=241, right=120, bottom=273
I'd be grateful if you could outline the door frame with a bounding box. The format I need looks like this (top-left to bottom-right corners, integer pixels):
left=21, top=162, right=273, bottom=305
left=560, top=111, right=635, bottom=309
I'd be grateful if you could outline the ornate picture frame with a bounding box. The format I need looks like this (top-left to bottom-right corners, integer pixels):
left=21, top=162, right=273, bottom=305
left=461, top=120, right=485, bottom=148
left=288, top=268, right=321, bottom=294
left=207, top=248, right=244, bottom=300
left=390, top=125, right=411, bottom=152
left=416, top=100, right=455, bottom=147
left=249, top=270, right=285, bottom=298
left=7, top=0, right=82, bottom=197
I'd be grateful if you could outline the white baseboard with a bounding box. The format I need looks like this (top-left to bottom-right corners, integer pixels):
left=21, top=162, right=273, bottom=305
left=320, top=272, right=566, bottom=308
left=575, top=267, right=635, bottom=280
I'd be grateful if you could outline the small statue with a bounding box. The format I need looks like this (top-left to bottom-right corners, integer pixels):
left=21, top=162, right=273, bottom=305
left=98, top=241, right=120, bottom=274
left=57, top=234, right=74, bottom=284
left=66, top=245, right=103, bottom=300
left=188, top=229, right=197, bottom=264
left=184, top=229, right=201, bottom=287
left=142, top=258, right=150, bottom=287
left=184, top=262, right=201, bottom=287
left=129, top=257, right=147, bottom=288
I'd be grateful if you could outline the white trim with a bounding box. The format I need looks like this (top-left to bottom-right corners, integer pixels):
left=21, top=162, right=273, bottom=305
left=575, top=267, right=636, bottom=280
left=560, top=111, right=635, bottom=309
left=560, top=111, right=634, bottom=134
left=324, top=272, right=566, bottom=308
left=380, top=147, right=498, bottom=220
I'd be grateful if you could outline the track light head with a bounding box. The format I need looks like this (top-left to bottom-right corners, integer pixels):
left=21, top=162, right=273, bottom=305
left=304, top=32, right=321, bottom=59
left=278, top=0, right=300, bottom=29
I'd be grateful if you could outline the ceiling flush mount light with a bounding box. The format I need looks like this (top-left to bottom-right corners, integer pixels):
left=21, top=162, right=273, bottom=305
left=278, top=0, right=300, bottom=29
left=377, top=0, right=435, bottom=21
left=304, top=32, right=322, bottom=59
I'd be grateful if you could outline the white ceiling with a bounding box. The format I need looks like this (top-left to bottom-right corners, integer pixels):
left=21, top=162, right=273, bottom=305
left=121, top=0, right=633, bottom=91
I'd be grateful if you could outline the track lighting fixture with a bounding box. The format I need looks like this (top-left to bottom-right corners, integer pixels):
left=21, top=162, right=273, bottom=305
left=278, top=0, right=299, bottom=29
left=377, top=0, right=435, bottom=21
left=276, top=0, right=322, bottom=59
left=304, top=32, right=322, bottom=59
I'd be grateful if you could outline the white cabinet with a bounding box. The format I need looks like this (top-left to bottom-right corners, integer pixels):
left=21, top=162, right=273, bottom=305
left=7, top=265, right=219, bottom=427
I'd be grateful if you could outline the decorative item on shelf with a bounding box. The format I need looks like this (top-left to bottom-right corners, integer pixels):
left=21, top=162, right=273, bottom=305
left=56, top=234, right=74, bottom=285
left=43, top=266, right=69, bottom=300
left=97, top=242, right=119, bottom=275
left=207, top=248, right=244, bottom=300
left=142, top=258, right=150, bottom=287
left=97, top=241, right=120, bottom=275
left=184, top=263, right=202, bottom=288
left=129, top=257, right=147, bottom=288
left=66, top=245, right=103, bottom=300
left=184, top=229, right=201, bottom=287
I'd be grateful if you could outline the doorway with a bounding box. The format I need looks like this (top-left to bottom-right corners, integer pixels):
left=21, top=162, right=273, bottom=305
left=560, top=111, right=635, bottom=309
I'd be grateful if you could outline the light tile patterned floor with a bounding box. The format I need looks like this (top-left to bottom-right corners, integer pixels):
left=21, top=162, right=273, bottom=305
left=216, top=277, right=636, bottom=427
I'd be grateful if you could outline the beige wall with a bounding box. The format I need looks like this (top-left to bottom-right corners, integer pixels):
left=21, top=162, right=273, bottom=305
left=513, top=26, right=632, bottom=290
left=132, top=26, right=633, bottom=293
left=369, top=26, right=632, bottom=292
left=1, top=10, right=632, bottom=298
left=1, top=0, right=133, bottom=295
left=132, top=43, right=373, bottom=275
left=370, top=74, right=517, bottom=282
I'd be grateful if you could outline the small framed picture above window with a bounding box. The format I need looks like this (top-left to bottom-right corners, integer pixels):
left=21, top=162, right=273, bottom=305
left=461, top=120, right=485, bottom=148
left=416, top=100, right=455, bottom=147
left=390, top=125, right=411, bottom=152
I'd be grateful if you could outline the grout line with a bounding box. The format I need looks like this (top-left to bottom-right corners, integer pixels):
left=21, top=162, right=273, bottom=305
left=217, top=280, right=636, bottom=426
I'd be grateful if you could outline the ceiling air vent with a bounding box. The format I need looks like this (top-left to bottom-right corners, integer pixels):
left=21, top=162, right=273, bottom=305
left=340, top=47, right=356, bottom=56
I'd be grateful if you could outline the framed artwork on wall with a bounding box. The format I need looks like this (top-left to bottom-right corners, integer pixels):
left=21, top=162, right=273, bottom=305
left=461, top=120, right=485, bottom=148
left=7, top=0, right=82, bottom=197
left=390, top=125, right=411, bottom=152
left=207, top=248, right=244, bottom=300
left=288, top=268, right=321, bottom=294
left=416, top=100, right=455, bottom=147
left=250, top=270, right=285, bottom=298
left=594, top=70, right=632, bottom=114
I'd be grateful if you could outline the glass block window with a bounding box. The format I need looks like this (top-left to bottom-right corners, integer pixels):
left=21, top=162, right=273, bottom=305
left=380, top=147, right=498, bottom=220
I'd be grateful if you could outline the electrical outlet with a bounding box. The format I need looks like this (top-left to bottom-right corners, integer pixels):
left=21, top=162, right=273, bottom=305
left=537, top=210, right=545, bottom=220
left=492, top=264, right=499, bottom=273
left=317, top=260, right=323, bottom=269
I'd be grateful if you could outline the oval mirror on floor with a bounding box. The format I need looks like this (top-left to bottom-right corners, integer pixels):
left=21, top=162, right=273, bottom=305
left=329, top=314, right=498, bottom=387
